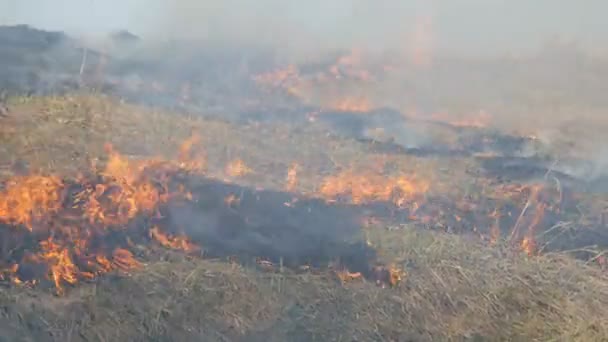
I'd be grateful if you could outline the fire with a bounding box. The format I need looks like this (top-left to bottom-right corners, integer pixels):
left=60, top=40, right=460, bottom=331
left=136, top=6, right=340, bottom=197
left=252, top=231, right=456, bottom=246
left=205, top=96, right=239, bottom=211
left=328, top=97, right=373, bottom=112
left=0, top=135, right=203, bottom=294
left=335, top=269, right=363, bottom=283
left=252, top=64, right=306, bottom=98
left=149, top=226, right=200, bottom=254
left=252, top=64, right=300, bottom=89
left=225, top=159, right=252, bottom=178
left=0, top=175, right=63, bottom=231
left=252, top=51, right=376, bottom=111
left=177, top=133, right=205, bottom=171
left=0, top=130, right=430, bottom=294
left=28, top=237, right=79, bottom=294
left=328, top=50, right=373, bottom=81
left=520, top=203, right=546, bottom=256
left=285, top=162, right=299, bottom=191
left=372, top=265, right=405, bottom=288
left=82, top=145, right=166, bottom=226
left=506, top=184, right=548, bottom=256
left=111, top=248, right=141, bottom=271
left=224, top=193, right=240, bottom=207
left=520, top=236, right=535, bottom=256
left=488, top=209, right=501, bottom=245
left=318, top=169, right=428, bottom=206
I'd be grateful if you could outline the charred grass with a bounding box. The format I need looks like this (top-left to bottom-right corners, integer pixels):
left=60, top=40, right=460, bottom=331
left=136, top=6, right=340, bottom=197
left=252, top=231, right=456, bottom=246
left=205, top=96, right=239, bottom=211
left=0, top=94, right=607, bottom=341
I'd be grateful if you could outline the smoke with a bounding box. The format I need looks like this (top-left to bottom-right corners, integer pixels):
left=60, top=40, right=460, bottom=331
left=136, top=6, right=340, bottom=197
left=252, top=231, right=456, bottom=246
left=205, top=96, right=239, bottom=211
left=2, top=0, right=607, bottom=56
left=1, top=0, right=607, bottom=184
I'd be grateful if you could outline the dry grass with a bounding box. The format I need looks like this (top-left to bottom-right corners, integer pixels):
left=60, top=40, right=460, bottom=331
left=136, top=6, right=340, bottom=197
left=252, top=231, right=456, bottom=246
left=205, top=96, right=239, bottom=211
left=1, top=228, right=607, bottom=341
left=0, top=94, right=607, bottom=341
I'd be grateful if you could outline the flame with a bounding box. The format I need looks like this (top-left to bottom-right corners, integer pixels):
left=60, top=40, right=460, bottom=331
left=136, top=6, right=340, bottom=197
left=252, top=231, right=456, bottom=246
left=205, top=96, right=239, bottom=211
left=225, top=159, right=252, bottom=178
left=521, top=203, right=546, bottom=256
left=520, top=237, right=535, bottom=256
left=285, top=162, right=299, bottom=191
left=0, top=135, right=203, bottom=294
left=335, top=269, right=363, bottom=283
left=253, top=64, right=300, bottom=89
left=0, top=131, right=433, bottom=294
left=177, top=133, right=205, bottom=171
left=252, top=64, right=305, bottom=98
left=252, top=52, right=375, bottom=111
left=0, top=175, right=63, bottom=231
left=328, top=49, right=372, bottom=81
left=224, top=193, right=240, bottom=207
left=372, top=265, right=405, bottom=288
left=328, top=97, right=373, bottom=112
left=318, top=169, right=428, bottom=206
left=27, top=237, right=79, bottom=294
left=506, top=184, right=547, bottom=256
left=150, top=226, right=200, bottom=254
left=111, top=248, right=141, bottom=271
left=488, top=209, right=501, bottom=245
left=82, top=145, right=165, bottom=226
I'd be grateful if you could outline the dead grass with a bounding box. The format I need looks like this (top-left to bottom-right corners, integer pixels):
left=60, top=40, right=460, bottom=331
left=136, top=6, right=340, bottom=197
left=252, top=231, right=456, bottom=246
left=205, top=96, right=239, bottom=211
left=0, top=94, right=607, bottom=341
left=1, top=228, right=607, bottom=341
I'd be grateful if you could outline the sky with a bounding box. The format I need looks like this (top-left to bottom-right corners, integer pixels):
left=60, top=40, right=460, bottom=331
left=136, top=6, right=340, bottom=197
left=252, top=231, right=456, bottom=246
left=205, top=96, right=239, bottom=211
left=0, top=0, right=606, bottom=55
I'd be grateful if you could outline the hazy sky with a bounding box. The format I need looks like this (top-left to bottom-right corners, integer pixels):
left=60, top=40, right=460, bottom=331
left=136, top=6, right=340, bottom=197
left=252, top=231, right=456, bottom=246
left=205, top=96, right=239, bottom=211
left=1, top=0, right=606, bottom=54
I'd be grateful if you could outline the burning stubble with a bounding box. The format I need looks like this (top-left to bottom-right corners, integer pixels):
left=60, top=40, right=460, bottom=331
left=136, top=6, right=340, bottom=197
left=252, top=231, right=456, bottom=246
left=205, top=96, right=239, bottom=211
left=0, top=124, right=567, bottom=295
left=0, top=4, right=608, bottom=340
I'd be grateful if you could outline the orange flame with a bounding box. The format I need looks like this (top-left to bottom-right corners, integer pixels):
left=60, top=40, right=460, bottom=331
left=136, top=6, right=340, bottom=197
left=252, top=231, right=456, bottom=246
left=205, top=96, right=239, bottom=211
left=178, top=133, right=205, bottom=171
left=318, top=169, right=428, bottom=206
left=335, top=269, right=363, bottom=283
left=328, top=97, right=373, bottom=112
left=28, top=237, right=79, bottom=294
left=225, top=159, right=252, bottom=178
left=521, top=203, right=546, bottom=256
left=372, top=264, right=405, bottom=288
left=0, top=175, right=63, bottom=230
left=150, top=226, right=200, bottom=254
left=506, top=184, right=547, bottom=256
left=0, top=136, right=203, bottom=294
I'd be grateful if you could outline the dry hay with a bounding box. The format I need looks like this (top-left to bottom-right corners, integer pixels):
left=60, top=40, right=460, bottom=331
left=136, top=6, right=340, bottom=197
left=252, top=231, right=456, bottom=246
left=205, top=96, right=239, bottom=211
left=0, top=95, right=606, bottom=341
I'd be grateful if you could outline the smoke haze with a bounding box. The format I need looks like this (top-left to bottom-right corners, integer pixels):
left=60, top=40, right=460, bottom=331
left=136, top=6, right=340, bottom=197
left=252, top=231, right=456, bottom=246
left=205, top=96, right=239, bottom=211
left=1, top=0, right=607, bottom=180
left=2, top=0, right=607, bottom=55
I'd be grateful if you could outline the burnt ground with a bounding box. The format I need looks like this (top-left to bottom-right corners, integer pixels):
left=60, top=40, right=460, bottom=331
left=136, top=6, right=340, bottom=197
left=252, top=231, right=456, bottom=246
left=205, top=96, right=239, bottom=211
left=0, top=95, right=606, bottom=341
left=0, top=25, right=607, bottom=340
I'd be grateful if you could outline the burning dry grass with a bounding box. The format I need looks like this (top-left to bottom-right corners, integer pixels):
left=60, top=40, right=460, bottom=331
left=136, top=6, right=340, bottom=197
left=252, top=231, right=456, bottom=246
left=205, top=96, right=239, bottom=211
left=318, top=168, right=428, bottom=206
left=1, top=228, right=607, bottom=341
left=0, top=94, right=607, bottom=340
left=0, top=139, right=203, bottom=293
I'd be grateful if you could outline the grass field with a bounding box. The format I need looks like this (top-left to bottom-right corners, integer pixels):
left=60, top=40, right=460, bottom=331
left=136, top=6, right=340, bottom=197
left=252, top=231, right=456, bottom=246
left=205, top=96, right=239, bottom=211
left=0, top=94, right=607, bottom=341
